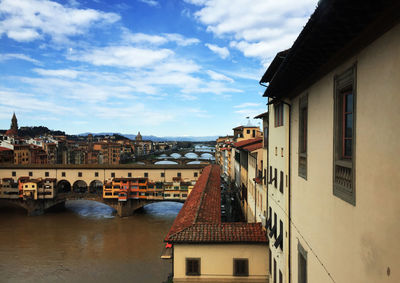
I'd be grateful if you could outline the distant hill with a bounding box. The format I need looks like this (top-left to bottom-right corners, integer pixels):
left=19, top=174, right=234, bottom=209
left=78, top=132, right=218, bottom=142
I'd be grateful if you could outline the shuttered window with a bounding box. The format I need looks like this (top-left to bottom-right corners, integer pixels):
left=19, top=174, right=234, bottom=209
left=333, top=65, right=356, bottom=205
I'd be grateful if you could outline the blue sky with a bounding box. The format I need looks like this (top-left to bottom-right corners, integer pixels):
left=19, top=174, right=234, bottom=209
left=0, top=0, right=318, bottom=137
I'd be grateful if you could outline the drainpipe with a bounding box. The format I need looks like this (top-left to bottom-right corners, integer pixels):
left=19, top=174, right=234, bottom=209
left=254, top=178, right=257, bottom=223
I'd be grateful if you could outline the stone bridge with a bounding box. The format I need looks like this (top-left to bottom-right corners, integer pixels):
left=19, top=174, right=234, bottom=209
left=0, top=192, right=185, bottom=217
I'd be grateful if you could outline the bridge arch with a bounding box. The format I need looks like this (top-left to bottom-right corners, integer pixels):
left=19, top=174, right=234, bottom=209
left=184, top=152, right=198, bottom=159
left=57, top=180, right=71, bottom=194
left=200, top=153, right=214, bottom=159
left=89, top=180, right=103, bottom=195
left=170, top=153, right=182, bottom=159
left=73, top=180, right=88, bottom=194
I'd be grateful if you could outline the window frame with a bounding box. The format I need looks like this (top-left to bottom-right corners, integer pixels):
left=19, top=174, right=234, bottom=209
left=333, top=64, right=357, bottom=205
left=186, top=258, right=201, bottom=276
left=298, top=242, right=307, bottom=283
left=274, top=103, right=284, bottom=127
left=233, top=258, right=249, bottom=277
left=298, top=94, right=308, bottom=179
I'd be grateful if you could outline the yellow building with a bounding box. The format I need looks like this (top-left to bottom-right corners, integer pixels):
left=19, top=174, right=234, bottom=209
left=260, top=1, right=400, bottom=282
left=233, top=125, right=263, bottom=142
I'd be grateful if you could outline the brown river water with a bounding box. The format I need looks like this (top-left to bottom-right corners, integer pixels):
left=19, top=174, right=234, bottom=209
left=0, top=200, right=182, bottom=283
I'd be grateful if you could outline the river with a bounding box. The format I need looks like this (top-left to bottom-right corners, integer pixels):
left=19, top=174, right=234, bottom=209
left=0, top=200, right=182, bottom=283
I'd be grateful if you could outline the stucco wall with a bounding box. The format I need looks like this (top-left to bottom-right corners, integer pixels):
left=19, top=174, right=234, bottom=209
left=268, top=98, right=290, bottom=283
left=290, top=23, right=400, bottom=283
left=173, top=244, right=269, bottom=282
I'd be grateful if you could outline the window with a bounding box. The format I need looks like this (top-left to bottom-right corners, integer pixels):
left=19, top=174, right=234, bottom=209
left=177, top=172, right=181, bottom=177
left=333, top=65, right=356, bottom=205
left=194, top=172, right=198, bottom=177
left=62, top=172, right=66, bottom=177
left=144, top=172, right=148, bottom=178
left=274, top=103, right=284, bottom=127
left=246, top=129, right=250, bottom=134
left=111, top=172, right=115, bottom=178
left=269, top=166, right=272, bottom=183
left=29, top=172, right=32, bottom=177
left=12, top=171, right=16, bottom=177
left=266, top=207, right=272, bottom=229
left=186, top=258, right=200, bottom=276
left=264, top=126, right=268, bottom=148
left=274, top=168, right=277, bottom=188
left=128, top=172, right=132, bottom=177
left=298, top=243, right=307, bottom=283
left=269, top=212, right=277, bottom=239
left=95, top=172, right=99, bottom=177
left=78, top=172, right=82, bottom=177
left=279, top=171, right=284, bottom=193
left=161, top=172, right=165, bottom=177
left=273, top=259, right=277, bottom=283
left=45, top=172, right=49, bottom=177
left=299, top=94, right=308, bottom=179
left=279, top=270, right=283, bottom=283
left=252, top=129, right=255, bottom=137
left=233, top=259, right=248, bottom=276
left=274, top=220, right=283, bottom=250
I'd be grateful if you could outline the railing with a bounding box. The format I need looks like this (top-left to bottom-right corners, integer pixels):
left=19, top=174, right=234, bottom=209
left=334, top=164, right=352, bottom=191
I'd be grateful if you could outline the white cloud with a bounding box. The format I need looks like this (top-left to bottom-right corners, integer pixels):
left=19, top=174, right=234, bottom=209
left=0, top=89, right=75, bottom=114
left=33, top=68, right=79, bottom=79
left=138, top=0, right=159, bottom=7
left=205, top=43, right=229, bottom=59
left=0, top=53, right=40, bottom=64
left=0, top=0, right=120, bottom=43
left=122, top=29, right=200, bottom=46
left=190, top=0, right=317, bottom=61
left=68, top=46, right=173, bottom=68
left=234, top=102, right=261, bottom=108
left=206, top=70, right=233, bottom=82
left=163, top=33, right=200, bottom=46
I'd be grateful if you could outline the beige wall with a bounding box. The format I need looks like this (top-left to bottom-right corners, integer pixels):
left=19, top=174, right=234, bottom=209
left=268, top=98, right=290, bottom=283
left=174, top=244, right=269, bottom=282
left=290, top=23, right=400, bottom=283
left=247, top=149, right=266, bottom=223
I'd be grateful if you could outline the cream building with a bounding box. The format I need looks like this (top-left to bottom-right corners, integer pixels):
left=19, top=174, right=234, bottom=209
left=260, top=1, right=400, bottom=282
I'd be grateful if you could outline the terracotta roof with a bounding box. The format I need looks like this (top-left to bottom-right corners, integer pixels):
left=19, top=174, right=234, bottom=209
left=242, top=142, right=263, bottom=152
left=0, top=147, right=12, bottom=152
left=168, top=223, right=267, bottom=243
left=233, top=138, right=262, bottom=149
left=232, top=125, right=258, bottom=130
left=165, top=164, right=267, bottom=244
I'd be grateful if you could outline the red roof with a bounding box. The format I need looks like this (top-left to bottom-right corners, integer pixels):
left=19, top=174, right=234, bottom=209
left=0, top=147, right=12, bottom=152
left=233, top=137, right=262, bottom=148
left=242, top=142, right=263, bottom=152
left=165, top=164, right=267, bottom=244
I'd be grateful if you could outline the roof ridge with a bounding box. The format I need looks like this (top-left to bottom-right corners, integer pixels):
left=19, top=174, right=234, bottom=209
left=193, top=165, right=212, bottom=224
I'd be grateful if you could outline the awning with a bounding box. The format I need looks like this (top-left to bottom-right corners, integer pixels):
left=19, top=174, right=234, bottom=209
left=160, top=242, right=173, bottom=259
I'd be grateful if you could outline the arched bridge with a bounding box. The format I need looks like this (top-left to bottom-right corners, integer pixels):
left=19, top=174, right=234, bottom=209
left=0, top=164, right=204, bottom=217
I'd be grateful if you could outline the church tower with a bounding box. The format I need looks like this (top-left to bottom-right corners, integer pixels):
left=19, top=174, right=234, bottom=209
left=11, top=113, right=18, bottom=132
left=135, top=131, right=142, bottom=141
left=6, top=113, right=18, bottom=136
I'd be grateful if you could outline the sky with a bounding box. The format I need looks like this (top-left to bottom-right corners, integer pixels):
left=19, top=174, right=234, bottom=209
left=0, top=0, right=318, bottom=137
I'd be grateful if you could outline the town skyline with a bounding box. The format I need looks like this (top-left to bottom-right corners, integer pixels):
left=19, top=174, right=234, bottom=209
left=0, top=0, right=318, bottom=136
